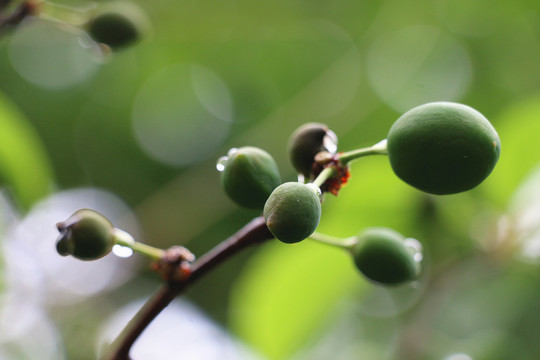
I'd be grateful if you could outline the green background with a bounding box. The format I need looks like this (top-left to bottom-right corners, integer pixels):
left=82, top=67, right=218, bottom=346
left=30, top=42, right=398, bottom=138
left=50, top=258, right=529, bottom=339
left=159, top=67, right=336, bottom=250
left=1, top=0, right=540, bottom=359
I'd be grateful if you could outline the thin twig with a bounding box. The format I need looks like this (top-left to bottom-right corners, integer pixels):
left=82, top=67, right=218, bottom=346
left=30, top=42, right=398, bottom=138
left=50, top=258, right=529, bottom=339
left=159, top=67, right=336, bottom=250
left=101, top=216, right=274, bottom=360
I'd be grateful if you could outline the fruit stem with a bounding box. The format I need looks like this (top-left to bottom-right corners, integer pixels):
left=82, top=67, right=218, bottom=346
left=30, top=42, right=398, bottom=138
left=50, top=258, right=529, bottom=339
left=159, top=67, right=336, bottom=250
left=113, top=229, right=165, bottom=261
left=312, top=167, right=335, bottom=188
left=37, top=0, right=90, bottom=27
left=308, top=231, right=357, bottom=250
left=339, top=139, right=387, bottom=165
left=311, top=140, right=387, bottom=191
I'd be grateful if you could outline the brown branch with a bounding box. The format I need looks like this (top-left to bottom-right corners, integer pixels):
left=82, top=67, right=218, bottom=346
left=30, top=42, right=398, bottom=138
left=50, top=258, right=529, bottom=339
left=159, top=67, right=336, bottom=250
left=101, top=216, right=274, bottom=360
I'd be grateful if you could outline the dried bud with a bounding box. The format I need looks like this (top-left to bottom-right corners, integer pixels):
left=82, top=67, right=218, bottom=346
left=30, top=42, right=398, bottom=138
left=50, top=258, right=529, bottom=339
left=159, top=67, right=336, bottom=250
left=288, top=123, right=338, bottom=179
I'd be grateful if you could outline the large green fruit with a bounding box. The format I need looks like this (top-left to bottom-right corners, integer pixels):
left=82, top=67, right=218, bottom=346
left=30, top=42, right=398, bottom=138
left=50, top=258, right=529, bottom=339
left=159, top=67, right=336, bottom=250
left=387, top=102, right=501, bottom=195
left=220, top=147, right=281, bottom=210
left=264, top=182, right=321, bottom=244
left=352, top=228, right=420, bottom=286
left=56, top=209, right=115, bottom=261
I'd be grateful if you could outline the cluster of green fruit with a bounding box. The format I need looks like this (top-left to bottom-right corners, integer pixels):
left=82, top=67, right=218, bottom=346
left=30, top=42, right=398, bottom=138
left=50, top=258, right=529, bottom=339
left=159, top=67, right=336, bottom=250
left=56, top=102, right=500, bottom=286
left=219, top=102, right=501, bottom=285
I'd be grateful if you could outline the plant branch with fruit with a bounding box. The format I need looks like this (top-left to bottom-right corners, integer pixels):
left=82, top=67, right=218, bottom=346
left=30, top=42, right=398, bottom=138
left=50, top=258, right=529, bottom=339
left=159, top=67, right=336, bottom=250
left=55, top=102, right=501, bottom=359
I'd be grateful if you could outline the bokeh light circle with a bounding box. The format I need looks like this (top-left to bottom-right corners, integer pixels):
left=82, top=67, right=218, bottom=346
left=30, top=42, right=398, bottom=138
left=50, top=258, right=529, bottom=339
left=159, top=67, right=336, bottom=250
left=366, top=25, right=472, bottom=112
left=98, top=299, right=262, bottom=359
left=9, top=19, right=101, bottom=90
left=0, top=293, right=64, bottom=360
left=3, top=188, right=140, bottom=306
left=132, top=63, right=233, bottom=167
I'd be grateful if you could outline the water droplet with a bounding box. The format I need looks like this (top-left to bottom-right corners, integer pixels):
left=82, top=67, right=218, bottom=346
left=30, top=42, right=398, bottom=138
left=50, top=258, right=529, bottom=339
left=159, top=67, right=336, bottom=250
left=227, top=147, right=239, bottom=156
left=113, top=244, right=134, bottom=258
left=404, top=238, right=423, bottom=262
left=306, top=183, right=322, bottom=196
left=323, top=129, right=338, bottom=154
left=216, top=156, right=228, bottom=172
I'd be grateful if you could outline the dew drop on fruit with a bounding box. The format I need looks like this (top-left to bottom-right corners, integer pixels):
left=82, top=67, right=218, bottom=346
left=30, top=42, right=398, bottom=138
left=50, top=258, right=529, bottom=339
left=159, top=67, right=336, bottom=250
left=112, top=244, right=134, bottom=258
left=404, top=238, right=423, bottom=262
left=216, top=156, right=228, bottom=172
left=323, top=129, right=338, bottom=154
left=306, top=183, right=322, bottom=196
left=227, top=147, right=239, bottom=156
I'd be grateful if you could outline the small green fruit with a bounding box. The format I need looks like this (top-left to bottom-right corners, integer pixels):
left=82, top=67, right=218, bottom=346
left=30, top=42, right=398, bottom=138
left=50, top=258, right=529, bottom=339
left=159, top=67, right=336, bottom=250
left=352, top=228, right=420, bottom=286
left=387, top=102, right=501, bottom=195
left=288, top=123, right=338, bottom=179
left=220, top=147, right=281, bottom=209
left=56, top=209, right=115, bottom=261
left=263, top=182, right=321, bottom=244
left=87, top=3, right=147, bottom=49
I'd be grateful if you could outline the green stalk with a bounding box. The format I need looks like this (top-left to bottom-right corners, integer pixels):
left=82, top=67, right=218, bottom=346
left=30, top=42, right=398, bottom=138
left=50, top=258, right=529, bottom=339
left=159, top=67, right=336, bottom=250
left=38, top=1, right=90, bottom=27
left=113, top=229, right=165, bottom=260
left=311, top=140, right=387, bottom=191
left=308, top=231, right=357, bottom=250
left=339, top=139, right=387, bottom=166
left=312, top=167, right=336, bottom=188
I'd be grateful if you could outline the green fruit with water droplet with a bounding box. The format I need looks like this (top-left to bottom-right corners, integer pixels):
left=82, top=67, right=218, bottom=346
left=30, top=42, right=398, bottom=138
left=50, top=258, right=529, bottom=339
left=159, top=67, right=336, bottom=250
left=288, top=123, right=338, bottom=179
left=221, top=147, right=281, bottom=210
left=352, top=228, right=420, bottom=286
left=387, top=102, right=501, bottom=195
left=87, top=3, right=147, bottom=49
left=264, top=182, right=321, bottom=243
left=56, top=209, right=115, bottom=261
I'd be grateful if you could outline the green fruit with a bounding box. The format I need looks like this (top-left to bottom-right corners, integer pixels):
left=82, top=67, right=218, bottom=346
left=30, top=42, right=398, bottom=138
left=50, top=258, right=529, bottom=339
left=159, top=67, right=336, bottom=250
left=352, top=228, right=420, bottom=286
left=56, top=209, right=115, bottom=261
left=387, top=102, right=501, bottom=195
left=288, top=123, right=338, bottom=179
left=263, top=182, right=321, bottom=243
left=87, top=3, right=147, bottom=49
left=220, top=147, right=281, bottom=209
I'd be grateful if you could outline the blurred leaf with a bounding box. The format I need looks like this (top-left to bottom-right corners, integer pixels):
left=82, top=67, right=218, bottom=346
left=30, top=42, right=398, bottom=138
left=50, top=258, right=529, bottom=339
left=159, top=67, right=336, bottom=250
left=229, top=240, right=361, bottom=360
left=495, top=163, right=540, bottom=264
left=0, top=93, right=54, bottom=210
left=416, top=259, right=539, bottom=360
left=483, top=96, right=540, bottom=206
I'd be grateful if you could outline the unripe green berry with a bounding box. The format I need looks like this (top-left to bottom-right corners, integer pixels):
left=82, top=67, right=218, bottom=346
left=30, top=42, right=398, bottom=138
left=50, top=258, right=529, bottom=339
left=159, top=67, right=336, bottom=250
left=387, top=102, right=501, bottom=195
left=87, top=2, right=147, bottom=49
left=352, top=228, right=420, bottom=286
left=220, top=147, right=281, bottom=209
left=263, top=182, right=321, bottom=244
left=55, top=209, right=115, bottom=261
left=288, top=123, right=338, bottom=179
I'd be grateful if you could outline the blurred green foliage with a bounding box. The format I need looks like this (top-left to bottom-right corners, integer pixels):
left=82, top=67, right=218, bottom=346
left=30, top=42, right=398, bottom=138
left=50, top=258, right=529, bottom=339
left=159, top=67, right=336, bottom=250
left=1, top=0, right=540, bottom=359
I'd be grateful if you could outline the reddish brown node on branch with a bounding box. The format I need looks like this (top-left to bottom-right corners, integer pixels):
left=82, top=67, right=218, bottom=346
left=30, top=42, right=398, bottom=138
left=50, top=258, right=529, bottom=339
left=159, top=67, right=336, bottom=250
left=311, top=152, right=350, bottom=196
left=151, top=246, right=195, bottom=283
